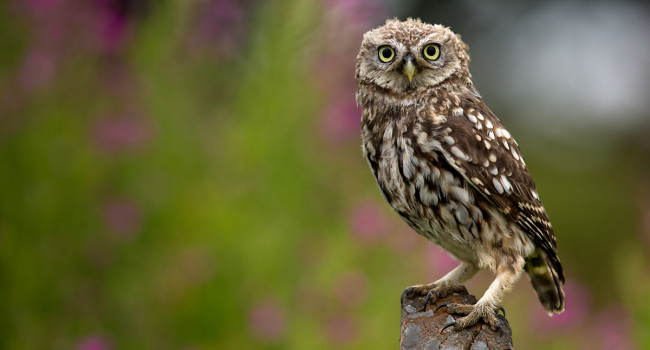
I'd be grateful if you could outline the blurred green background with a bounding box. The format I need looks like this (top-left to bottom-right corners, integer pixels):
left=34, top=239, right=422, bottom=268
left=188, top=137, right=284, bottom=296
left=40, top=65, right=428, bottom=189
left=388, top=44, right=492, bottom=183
left=1, top=0, right=649, bottom=349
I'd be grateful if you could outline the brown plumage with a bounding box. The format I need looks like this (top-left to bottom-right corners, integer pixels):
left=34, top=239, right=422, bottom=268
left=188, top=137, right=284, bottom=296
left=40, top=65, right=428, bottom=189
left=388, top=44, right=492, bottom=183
left=355, top=18, right=565, bottom=330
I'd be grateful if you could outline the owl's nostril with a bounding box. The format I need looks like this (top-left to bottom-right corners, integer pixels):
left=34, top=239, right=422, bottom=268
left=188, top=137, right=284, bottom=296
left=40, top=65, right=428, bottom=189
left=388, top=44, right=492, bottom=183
left=403, top=54, right=415, bottom=65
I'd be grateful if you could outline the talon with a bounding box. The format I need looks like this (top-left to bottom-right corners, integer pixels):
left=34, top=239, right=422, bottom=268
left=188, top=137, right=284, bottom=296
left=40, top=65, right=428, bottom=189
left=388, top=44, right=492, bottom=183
left=420, top=291, right=435, bottom=311
left=400, top=289, right=410, bottom=307
left=434, top=303, right=452, bottom=314
left=440, top=321, right=457, bottom=334
left=497, top=305, right=506, bottom=317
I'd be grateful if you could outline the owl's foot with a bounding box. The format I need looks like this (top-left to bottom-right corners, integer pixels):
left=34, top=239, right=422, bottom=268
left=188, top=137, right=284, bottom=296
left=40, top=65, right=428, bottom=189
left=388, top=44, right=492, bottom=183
left=436, top=303, right=504, bottom=332
left=402, top=283, right=468, bottom=311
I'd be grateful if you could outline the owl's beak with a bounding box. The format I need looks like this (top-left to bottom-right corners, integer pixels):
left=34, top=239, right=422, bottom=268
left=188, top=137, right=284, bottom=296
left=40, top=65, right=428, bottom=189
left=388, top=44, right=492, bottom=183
left=402, top=55, right=416, bottom=82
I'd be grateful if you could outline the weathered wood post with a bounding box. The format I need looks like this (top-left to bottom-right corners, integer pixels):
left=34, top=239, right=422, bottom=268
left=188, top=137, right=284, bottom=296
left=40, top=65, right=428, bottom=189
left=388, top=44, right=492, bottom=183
left=400, top=290, right=513, bottom=349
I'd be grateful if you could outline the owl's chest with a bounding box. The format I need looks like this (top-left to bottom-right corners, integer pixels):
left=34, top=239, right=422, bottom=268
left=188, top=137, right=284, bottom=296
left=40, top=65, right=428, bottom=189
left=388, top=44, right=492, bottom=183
left=361, top=113, right=482, bottom=258
left=362, top=118, right=420, bottom=209
left=361, top=116, right=449, bottom=220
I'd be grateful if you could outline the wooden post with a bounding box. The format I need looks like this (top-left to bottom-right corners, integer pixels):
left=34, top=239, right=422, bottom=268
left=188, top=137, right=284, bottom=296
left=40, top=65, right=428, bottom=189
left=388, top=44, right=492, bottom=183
left=400, top=290, right=513, bottom=349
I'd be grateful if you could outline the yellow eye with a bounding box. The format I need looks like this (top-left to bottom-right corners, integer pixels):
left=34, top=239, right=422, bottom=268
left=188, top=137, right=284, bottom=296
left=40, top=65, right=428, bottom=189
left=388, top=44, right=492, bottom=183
left=378, top=45, right=395, bottom=62
left=423, top=44, right=440, bottom=61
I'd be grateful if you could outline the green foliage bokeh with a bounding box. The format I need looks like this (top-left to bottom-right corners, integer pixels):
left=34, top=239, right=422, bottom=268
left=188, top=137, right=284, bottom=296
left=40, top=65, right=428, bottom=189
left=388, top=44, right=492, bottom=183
left=1, top=1, right=649, bottom=349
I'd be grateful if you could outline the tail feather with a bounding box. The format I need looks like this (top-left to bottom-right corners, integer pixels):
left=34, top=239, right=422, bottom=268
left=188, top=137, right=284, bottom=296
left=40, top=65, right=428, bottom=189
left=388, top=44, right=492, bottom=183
left=524, top=249, right=565, bottom=315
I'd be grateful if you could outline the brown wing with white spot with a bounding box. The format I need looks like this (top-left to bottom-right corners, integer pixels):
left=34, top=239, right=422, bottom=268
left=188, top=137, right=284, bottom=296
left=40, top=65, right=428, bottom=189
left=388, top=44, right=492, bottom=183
left=432, top=98, right=564, bottom=282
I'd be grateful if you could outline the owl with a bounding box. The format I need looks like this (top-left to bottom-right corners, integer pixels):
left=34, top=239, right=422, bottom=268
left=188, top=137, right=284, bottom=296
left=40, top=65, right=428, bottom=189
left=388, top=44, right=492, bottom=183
left=355, top=18, right=565, bottom=331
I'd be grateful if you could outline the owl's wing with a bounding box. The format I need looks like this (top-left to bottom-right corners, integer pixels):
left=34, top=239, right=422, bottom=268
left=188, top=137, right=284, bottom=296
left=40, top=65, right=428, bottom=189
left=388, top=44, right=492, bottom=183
left=429, top=97, right=564, bottom=282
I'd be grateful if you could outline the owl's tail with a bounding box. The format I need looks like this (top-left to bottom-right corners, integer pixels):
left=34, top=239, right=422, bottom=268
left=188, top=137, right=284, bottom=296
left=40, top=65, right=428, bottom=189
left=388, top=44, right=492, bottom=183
left=524, top=248, right=565, bottom=315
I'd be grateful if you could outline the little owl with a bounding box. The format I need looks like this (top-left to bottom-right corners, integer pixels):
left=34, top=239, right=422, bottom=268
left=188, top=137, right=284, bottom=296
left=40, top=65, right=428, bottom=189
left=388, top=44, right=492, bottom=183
left=355, top=18, right=565, bottom=331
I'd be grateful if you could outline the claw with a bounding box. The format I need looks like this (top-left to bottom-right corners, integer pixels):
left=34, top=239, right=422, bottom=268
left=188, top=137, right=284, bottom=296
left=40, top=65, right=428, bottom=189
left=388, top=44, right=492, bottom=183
left=420, top=291, right=435, bottom=311
left=440, top=321, right=457, bottom=334
left=497, top=305, right=506, bottom=317
left=401, top=286, right=422, bottom=308
left=434, top=303, right=452, bottom=314
left=402, top=287, right=413, bottom=299
left=400, top=289, right=409, bottom=308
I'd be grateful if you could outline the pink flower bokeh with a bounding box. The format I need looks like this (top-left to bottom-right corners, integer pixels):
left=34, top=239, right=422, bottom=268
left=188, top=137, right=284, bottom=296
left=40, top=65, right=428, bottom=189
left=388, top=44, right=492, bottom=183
left=334, top=270, right=370, bottom=308
left=248, top=299, right=287, bottom=342
left=319, top=94, right=362, bottom=145
left=426, top=244, right=459, bottom=277
left=24, top=0, right=63, bottom=15
left=316, top=0, right=386, bottom=145
left=187, top=0, right=247, bottom=57
left=18, top=46, right=57, bottom=90
left=589, top=305, right=638, bottom=350
left=77, top=334, right=112, bottom=350
left=94, top=0, right=133, bottom=54
left=102, top=197, right=142, bottom=237
left=93, top=117, right=151, bottom=154
left=323, top=314, right=357, bottom=346
left=349, top=201, right=389, bottom=243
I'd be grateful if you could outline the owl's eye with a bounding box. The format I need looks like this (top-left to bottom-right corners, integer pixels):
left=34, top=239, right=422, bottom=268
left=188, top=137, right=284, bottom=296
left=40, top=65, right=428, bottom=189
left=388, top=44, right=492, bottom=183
left=423, top=44, right=440, bottom=61
left=378, top=45, right=395, bottom=63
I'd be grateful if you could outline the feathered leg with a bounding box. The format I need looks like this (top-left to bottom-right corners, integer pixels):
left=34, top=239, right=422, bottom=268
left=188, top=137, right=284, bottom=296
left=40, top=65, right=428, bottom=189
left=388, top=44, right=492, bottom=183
left=440, top=256, right=524, bottom=331
left=403, top=261, right=479, bottom=309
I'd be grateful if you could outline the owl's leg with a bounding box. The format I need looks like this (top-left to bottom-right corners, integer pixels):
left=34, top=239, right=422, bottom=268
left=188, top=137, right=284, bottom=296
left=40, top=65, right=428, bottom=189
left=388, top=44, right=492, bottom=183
left=402, top=261, right=479, bottom=310
left=439, top=256, right=524, bottom=331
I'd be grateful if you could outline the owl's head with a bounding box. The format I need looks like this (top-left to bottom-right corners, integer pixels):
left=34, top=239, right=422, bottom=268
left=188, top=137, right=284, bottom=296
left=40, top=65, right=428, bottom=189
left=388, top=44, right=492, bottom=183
left=356, top=18, right=472, bottom=94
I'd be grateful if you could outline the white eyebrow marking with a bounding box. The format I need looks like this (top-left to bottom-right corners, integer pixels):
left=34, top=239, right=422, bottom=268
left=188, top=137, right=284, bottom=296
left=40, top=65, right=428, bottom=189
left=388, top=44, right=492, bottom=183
left=386, top=39, right=407, bottom=54
left=417, top=33, right=439, bottom=46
